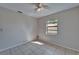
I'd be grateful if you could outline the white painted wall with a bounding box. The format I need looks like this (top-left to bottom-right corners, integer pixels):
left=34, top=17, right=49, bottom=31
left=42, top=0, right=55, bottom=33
left=0, top=7, right=37, bottom=51
left=38, top=6, right=79, bottom=51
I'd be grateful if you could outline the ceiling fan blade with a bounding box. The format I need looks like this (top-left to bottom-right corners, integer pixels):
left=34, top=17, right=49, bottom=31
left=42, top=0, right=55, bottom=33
left=30, top=3, right=49, bottom=11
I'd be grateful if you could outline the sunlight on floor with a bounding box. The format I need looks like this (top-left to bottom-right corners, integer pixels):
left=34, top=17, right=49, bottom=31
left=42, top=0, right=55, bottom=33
left=31, top=41, right=44, bottom=45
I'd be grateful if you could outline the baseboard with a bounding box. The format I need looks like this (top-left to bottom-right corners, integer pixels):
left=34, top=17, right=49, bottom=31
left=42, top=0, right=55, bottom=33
left=52, top=42, right=79, bottom=52
left=0, top=41, right=29, bottom=52
left=38, top=39, right=79, bottom=52
left=0, top=39, right=79, bottom=53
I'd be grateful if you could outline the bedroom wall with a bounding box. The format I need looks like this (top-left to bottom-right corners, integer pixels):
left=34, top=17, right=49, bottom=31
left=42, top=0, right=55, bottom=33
left=38, top=6, right=79, bottom=51
left=0, top=7, right=37, bottom=51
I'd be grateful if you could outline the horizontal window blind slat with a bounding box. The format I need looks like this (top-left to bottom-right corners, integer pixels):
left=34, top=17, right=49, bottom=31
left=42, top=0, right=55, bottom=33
left=47, top=23, right=58, bottom=26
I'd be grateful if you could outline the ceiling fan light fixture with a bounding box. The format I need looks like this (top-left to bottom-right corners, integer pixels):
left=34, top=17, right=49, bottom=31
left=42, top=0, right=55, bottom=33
left=36, top=7, right=44, bottom=12
left=34, top=3, right=46, bottom=12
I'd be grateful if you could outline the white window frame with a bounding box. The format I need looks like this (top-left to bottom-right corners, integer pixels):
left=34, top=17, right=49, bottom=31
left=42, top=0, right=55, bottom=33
left=46, top=19, right=58, bottom=35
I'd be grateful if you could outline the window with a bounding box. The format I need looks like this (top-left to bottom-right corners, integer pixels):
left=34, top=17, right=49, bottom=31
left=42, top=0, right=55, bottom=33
left=46, top=19, right=58, bottom=35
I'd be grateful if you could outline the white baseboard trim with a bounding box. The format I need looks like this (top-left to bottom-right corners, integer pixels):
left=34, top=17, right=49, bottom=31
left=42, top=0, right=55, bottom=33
left=55, top=43, right=79, bottom=52
left=39, top=38, right=79, bottom=52
left=0, top=41, right=29, bottom=52
left=0, top=39, right=79, bottom=53
left=48, top=41, right=79, bottom=52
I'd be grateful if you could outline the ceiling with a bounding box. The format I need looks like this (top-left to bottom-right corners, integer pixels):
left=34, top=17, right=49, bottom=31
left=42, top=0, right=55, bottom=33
left=0, top=3, right=79, bottom=18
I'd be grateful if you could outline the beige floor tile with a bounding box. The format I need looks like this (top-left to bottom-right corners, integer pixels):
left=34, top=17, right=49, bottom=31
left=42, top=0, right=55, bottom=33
left=10, top=47, right=24, bottom=55
left=0, top=49, right=10, bottom=55
left=0, top=42, right=79, bottom=55
left=64, top=48, right=78, bottom=55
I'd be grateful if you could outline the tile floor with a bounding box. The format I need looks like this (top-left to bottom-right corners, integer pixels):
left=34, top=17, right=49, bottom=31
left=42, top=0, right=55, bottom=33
left=0, top=41, right=79, bottom=55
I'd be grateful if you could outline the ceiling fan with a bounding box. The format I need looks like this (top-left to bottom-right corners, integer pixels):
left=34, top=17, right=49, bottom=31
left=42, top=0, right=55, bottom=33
left=33, top=3, right=48, bottom=12
left=17, top=3, right=48, bottom=13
